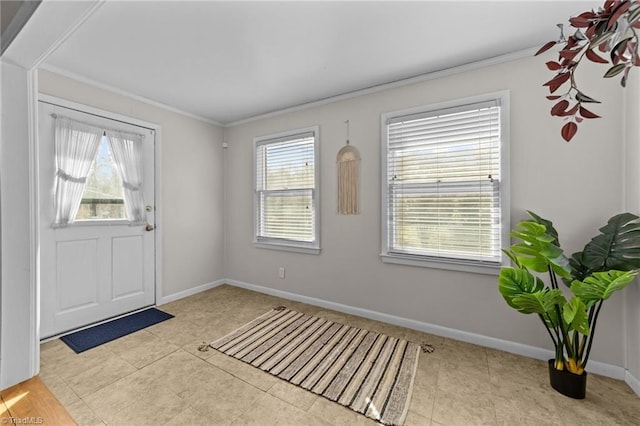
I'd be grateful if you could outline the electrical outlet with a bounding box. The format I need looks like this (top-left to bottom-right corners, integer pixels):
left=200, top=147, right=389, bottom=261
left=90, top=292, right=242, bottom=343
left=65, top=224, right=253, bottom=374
left=278, top=267, right=285, bottom=279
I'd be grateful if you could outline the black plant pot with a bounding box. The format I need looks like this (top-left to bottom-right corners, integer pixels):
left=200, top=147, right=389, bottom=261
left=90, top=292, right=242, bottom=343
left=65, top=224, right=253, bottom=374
left=548, top=359, right=587, bottom=399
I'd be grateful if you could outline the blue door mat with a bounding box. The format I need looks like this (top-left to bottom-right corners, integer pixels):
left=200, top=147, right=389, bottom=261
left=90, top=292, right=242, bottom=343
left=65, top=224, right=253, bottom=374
left=60, top=308, right=174, bottom=353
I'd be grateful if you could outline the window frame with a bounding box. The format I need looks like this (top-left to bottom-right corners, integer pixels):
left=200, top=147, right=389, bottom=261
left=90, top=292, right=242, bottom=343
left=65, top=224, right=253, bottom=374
left=253, top=126, right=321, bottom=254
left=380, top=92, right=510, bottom=275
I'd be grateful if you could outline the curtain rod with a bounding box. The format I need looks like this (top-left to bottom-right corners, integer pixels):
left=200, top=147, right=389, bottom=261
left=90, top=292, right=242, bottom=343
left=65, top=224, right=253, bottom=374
left=50, top=113, right=147, bottom=140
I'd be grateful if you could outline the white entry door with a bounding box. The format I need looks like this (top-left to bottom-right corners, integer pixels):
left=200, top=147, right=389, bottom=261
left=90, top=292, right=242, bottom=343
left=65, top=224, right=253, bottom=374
left=39, top=101, right=156, bottom=338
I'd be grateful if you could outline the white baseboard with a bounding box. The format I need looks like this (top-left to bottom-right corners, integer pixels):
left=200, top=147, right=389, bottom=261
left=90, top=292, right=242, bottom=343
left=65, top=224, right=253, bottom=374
left=625, top=370, right=640, bottom=397
left=159, top=279, right=225, bottom=305
left=224, top=279, right=626, bottom=381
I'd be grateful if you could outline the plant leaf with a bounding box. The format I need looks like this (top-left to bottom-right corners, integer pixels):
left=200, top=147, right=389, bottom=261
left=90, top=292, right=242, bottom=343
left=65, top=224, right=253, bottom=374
left=527, top=211, right=561, bottom=246
left=579, top=106, right=600, bottom=119
left=570, top=16, right=591, bottom=28
left=564, top=103, right=579, bottom=116
left=546, top=95, right=562, bottom=100
left=604, top=63, right=626, bottom=78
left=570, top=270, right=638, bottom=306
left=551, top=100, right=570, bottom=116
left=589, top=29, right=614, bottom=48
left=575, top=91, right=601, bottom=103
left=544, top=72, right=571, bottom=93
left=562, top=122, right=578, bottom=142
left=512, top=289, right=566, bottom=315
left=498, top=268, right=545, bottom=311
left=508, top=219, right=571, bottom=278
left=576, top=213, right=640, bottom=275
left=559, top=49, right=580, bottom=61
left=610, top=37, right=632, bottom=63
left=546, top=61, right=562, bottom=70
left=607, top=0, right=630, bottom=30
left=562, top=297, right=590, bottom=335
left=586, top=49, right=609, bottom=63
left=535, top=41, right=557, bottom=56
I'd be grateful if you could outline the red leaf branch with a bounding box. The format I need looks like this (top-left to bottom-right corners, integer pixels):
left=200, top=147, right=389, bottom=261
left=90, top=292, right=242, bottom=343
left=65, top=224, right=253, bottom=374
left=537, top=0, right=640, bottom=141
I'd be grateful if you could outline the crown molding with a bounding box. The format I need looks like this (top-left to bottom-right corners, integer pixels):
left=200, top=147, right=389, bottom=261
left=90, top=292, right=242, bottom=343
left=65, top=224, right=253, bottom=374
left=39, top=63, right=223, bottom=127
left=225, top=46, right=538, bottom=127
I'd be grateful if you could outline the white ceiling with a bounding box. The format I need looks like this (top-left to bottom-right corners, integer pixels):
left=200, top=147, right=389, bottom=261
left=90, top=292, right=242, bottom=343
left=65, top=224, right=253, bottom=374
left=42, top=1, right=599, bottom=125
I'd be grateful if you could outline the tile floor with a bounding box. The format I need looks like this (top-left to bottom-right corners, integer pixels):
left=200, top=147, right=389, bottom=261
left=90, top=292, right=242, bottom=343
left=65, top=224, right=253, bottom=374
left=40, top=285, right=640, bottom=425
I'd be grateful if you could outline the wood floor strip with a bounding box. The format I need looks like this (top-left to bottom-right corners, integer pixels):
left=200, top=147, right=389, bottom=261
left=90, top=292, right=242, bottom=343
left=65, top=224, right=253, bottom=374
left=0, top=376, right=76, bottom=425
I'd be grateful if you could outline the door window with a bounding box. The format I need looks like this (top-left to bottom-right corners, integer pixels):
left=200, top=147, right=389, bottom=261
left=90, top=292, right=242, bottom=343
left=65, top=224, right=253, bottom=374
left=76, top=135, right=126, bottom=220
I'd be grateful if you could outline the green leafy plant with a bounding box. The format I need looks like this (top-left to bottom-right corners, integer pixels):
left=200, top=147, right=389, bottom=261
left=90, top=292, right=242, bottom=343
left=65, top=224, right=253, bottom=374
left=536, top=0, right=640, bottom=141
left=498, top=212, right=640, bottom=374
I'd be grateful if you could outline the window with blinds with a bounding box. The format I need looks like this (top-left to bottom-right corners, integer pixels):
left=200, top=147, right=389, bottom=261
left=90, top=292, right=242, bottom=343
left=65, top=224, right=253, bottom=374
left=382, top=96, right=507, bottom=270
left=254, top=127, right=319, bottom=252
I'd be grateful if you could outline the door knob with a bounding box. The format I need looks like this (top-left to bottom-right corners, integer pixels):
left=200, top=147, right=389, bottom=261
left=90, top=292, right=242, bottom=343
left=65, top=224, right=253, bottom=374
left=146, top=224, right=155, bottom=232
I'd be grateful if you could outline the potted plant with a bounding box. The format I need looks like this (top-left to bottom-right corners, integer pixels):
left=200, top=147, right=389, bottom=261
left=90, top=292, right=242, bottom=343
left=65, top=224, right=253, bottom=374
left=498, top=211, right=640, bottom=398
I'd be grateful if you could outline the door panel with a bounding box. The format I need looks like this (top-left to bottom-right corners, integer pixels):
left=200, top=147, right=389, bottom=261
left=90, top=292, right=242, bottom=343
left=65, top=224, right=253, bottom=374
left=39, top=101, right=156, bottom=338
left=56, top=239, right=99, bottom=312
left=112, top=235, right=144, bottom=300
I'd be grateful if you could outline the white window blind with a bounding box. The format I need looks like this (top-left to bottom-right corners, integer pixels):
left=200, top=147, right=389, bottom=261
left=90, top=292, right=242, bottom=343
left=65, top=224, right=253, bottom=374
left=255, top=129, right=318, bottom=249
left=385, top=99, right=503, bottom=265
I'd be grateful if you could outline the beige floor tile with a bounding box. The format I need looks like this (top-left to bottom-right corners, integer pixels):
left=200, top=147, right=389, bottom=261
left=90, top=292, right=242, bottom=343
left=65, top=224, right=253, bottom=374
left=46, top=345, right=119, bottom=383
left=552, top=393, right=632, bottom=426
left=486, top=348, right=549, bottom=387
left=136, top=349, right=224, bottom=396
left=65, top=399, right=105, bottom=426
left=182, top=339, right=219, bottom=361
left=431, top=363, right=497, bottom=426
left=205, top=350, right=279, bottom=392
left=82, top=368, right=165, bottom=423
left=107, top=385, right=188, bottom=426
left=266, top=380, right=318, bottom=411
left=40, top=339, right=77, bottom=366
left=38, top=370, right=81, bottom=407
left=38, top=285, right=638, bottom=426
left=65, top=356, right=137, bottom=397
left=435, top=338, right=489, bottom=369
left=307, top=397, right=377, bottom=426
left=181, top=370, right=265, bottom=422
left=146, top=315, right=202, bottom=347
left=408, top=356, right=440, bottom=420
left=230, top=393, right=332, bottom=426
left=166, top=407, right=220, bottom=426
left=105, top=329, right=180, bottom=369
left=404, top=409, right=431, bottom=426
left=588, top=373, right=640, bottom=418
left=491, top=378, right=563, bottom=426
left=431, top=388, right=497, bottom=426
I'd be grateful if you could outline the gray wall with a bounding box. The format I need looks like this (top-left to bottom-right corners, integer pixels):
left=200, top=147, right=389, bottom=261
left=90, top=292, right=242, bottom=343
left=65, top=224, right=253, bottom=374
left=624, top=71, right=640, bottom=381
left=38, top=69, right=226, bottom=300
left=225, top=54, right=629, bottom=368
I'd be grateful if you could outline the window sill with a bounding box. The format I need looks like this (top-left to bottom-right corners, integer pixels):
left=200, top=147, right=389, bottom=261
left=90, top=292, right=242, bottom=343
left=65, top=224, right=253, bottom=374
left=254, top=241, right=321, bottom=255
left=380, top=253, right=502, bottom=275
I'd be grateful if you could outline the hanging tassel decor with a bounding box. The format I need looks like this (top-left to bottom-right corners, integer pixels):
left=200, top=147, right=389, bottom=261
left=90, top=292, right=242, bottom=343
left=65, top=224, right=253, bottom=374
left=337, top=120, right=360, bottom=215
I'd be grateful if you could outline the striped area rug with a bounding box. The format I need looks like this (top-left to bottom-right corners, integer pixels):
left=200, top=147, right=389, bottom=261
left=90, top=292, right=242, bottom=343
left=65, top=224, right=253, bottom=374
left=210, top=307, right=420, bottom=426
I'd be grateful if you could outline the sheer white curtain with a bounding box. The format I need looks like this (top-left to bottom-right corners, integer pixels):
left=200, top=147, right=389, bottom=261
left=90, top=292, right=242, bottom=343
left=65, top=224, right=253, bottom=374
left=105, top=130, right=146, bottom=225
left=53, top=117, right=103, bottom=226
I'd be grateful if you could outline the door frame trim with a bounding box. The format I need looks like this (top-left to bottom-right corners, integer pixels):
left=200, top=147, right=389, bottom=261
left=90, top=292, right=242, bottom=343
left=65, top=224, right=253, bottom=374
left=34, top=93, right=163, bottom=340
